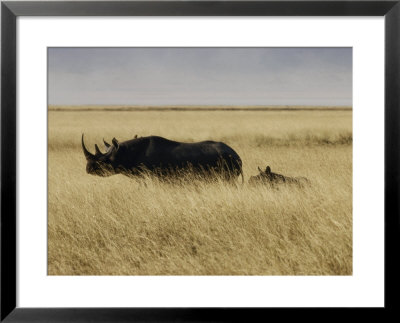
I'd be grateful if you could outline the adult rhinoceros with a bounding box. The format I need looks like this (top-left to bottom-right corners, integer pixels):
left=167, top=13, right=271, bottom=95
left=82, top=134, right=243, bottom=182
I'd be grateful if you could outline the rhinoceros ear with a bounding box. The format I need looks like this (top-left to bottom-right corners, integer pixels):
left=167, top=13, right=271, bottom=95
left=112, top=138, right=119, bottom=150
left=258, top=166, right=263, bottom=173
left=134, top=134, right=138, bottom=139
left=103, top=138, right=111, bottom=149
left=266, top=166, right=271, bottom=174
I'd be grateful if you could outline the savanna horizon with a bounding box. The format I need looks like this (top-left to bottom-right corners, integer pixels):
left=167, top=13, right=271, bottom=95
left=48, top=104, right=352, bottom=112
left=48, top=106, right=352, bottom=275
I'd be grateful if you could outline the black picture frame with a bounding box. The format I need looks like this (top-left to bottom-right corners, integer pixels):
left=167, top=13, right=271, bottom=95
left=1, top=1, right=399, bottom=321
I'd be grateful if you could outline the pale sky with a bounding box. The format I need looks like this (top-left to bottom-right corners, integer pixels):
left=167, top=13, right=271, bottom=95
left=48, top=47, right=352, bottom=106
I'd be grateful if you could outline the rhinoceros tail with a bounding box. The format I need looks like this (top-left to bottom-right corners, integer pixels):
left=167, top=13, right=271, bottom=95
left=235, top=156, right=244, bottom=184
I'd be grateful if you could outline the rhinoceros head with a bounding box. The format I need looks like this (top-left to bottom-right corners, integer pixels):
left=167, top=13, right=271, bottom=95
left=81, top=134, right=120, bottom=176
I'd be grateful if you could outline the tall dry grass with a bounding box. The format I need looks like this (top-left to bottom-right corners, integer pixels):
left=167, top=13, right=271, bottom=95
left=48, top=108, right=352, bottom=275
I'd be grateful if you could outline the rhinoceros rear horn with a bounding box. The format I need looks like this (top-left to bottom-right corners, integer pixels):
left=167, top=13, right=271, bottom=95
left=94, top=144, right=103, bottom=156
left=81, top=134, right=95, bottom=160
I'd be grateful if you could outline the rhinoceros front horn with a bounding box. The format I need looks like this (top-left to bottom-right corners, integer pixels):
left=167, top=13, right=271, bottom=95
left=82, top=134, right=95, bottom=160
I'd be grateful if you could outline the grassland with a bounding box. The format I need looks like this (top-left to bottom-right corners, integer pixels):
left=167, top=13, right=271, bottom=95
left=48, top=106, right=352, bottom=275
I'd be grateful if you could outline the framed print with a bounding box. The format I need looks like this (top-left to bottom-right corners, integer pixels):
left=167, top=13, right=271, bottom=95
left=1, top=0, right=399, bottom=321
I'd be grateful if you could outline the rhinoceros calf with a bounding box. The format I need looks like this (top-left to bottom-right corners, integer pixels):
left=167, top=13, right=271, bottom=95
left=82, top=134, right=243, bottom=182
left=249, top=166, right=310, bottom=187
